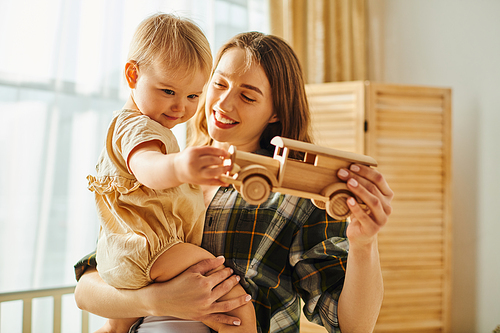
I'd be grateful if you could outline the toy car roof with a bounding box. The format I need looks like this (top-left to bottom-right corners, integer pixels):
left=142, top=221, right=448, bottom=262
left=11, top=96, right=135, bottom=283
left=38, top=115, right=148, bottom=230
left=271, top=136, right=378, bottom=167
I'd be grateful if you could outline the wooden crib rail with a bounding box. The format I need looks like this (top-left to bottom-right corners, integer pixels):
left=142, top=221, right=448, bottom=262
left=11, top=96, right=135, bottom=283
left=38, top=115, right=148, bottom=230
left=0, top=286, right=89, bottom=333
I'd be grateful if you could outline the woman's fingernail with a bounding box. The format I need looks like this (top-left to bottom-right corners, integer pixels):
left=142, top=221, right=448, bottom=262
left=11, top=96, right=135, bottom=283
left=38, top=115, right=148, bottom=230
left=347, top=197, right=356, bottom=206
left=233, top=320, right=241, bottom=326
left=235, top=275, right=240, bottom=282
left=348, top=178, right=358, bottom=187
left=338, top=169, right=349, bottom=178
left=245, top=295, right=252, bottom=302
left=350, top=164, right=360, bottom=172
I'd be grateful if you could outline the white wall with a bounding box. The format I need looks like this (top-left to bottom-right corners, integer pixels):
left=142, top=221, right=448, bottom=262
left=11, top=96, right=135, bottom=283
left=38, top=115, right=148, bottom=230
left=368, top=1, right=500, bottom=332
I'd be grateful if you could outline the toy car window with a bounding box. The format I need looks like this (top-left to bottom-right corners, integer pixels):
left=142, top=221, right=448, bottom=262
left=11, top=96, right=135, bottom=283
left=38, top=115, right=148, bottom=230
left=288, top=149, right=305, bottom=161
left=304, top=153, right=316, bottom=164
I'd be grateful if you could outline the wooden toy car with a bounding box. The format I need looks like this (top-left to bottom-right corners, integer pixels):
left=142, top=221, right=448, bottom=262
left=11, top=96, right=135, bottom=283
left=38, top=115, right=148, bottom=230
left=221, top=136, right=378, bottom=219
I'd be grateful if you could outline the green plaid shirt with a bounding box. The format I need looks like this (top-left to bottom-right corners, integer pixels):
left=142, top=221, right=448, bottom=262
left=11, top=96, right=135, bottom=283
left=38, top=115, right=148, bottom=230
left=203, top=187, right=347, bottom=333
left=75, top=187, right=348, bottom=333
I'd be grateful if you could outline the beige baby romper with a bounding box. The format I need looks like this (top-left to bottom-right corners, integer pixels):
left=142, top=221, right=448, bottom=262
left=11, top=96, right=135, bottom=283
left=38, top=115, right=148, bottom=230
left=88, top=109, right=206, bottom=289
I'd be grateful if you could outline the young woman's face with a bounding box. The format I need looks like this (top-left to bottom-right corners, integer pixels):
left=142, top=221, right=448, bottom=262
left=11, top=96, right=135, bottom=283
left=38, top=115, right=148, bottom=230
left=205, top=48, right=278, bottom=152
left=128, top=61, right=207, bottom=129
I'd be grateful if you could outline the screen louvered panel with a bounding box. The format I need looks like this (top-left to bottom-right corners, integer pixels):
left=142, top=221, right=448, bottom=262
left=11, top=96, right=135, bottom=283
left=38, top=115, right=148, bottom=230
left=366, top=83, right=452, bottom=333
left=306, top=82, right=365, bottom=153
left=303, top=81, right=452, bottom=333
left=301, top=82, right=365, bottom=333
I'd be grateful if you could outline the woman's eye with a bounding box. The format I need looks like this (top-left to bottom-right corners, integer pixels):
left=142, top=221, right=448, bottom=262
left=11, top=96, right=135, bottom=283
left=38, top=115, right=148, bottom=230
left=242, top=94, right=256, bottom=102
left=213, top=81, right=225, bottom=88
left=163, top=89, right=175, bottom=95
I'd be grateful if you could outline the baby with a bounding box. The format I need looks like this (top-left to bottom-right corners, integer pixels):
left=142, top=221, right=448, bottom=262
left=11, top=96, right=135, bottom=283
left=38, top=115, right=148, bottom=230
left=87, top=13, right=256, bottom=333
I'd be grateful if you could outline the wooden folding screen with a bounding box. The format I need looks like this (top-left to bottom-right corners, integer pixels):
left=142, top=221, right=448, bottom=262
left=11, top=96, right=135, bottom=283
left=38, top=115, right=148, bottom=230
left=301, top=81, right=452, bottom=333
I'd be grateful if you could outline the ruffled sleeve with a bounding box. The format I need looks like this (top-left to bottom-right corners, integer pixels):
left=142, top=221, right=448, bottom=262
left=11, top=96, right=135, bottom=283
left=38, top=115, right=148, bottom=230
left=87, top=175, right=141, bottom=195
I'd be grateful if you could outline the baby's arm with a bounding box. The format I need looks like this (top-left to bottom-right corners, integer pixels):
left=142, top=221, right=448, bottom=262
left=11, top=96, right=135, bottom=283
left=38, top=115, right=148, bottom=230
left=128, top=140, right=230, bottom=189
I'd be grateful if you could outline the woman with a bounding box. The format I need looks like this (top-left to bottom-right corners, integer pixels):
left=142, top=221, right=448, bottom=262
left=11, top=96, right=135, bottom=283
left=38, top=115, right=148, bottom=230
left=74, top=32, right=393, bottom=333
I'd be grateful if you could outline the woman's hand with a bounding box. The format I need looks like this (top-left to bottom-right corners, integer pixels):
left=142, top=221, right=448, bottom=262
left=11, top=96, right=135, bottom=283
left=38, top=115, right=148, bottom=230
left=143, top=256, right=250, bottom=324
left=336, top=164, right=393, bottom=332
left=337, top=164, right=394, bottom=246
left=75, top=257, right=249, bottom=326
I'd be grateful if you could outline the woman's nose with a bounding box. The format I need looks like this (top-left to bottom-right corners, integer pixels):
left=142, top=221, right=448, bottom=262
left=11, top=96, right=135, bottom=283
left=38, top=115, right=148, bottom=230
left=217, top=90, right=234, bottom=113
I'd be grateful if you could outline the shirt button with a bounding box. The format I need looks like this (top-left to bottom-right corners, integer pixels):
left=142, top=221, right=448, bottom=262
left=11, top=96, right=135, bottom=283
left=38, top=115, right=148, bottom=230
left=223, top=187, right=228, bottom=193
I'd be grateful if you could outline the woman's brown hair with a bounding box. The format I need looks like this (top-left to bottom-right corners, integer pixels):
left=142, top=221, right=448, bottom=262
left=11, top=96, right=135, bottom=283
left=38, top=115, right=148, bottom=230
left=187, top=32, right=312, bottom=152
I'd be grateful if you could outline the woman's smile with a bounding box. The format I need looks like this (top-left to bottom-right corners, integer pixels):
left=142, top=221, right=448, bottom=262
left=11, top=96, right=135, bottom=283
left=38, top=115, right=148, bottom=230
left=205, top=48, right=277, bottom=152
left=213, top=111, right=238, bottom=126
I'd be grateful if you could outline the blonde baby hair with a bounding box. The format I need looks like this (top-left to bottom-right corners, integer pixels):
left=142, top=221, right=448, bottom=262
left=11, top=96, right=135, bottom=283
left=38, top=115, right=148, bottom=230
left=127, top=12, right=212, bottom=79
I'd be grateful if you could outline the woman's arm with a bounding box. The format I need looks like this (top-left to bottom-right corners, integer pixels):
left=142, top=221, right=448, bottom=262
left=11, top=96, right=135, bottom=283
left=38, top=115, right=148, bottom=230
left=337, top=236, right=384, bottom=332
left=74, top=256, right=250, bottom=324
left=337, top=164, right=394, bottom=332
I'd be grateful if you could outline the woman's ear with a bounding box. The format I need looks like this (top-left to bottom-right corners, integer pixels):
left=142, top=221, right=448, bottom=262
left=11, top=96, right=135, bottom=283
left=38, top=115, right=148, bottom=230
left=125, top=62, right=139, bottom=88
left=268, top=113, right=279, bottom=124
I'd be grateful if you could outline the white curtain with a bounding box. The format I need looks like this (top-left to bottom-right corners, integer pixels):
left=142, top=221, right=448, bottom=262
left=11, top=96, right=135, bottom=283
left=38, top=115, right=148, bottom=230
left=0, top=0, right=269, bottom=294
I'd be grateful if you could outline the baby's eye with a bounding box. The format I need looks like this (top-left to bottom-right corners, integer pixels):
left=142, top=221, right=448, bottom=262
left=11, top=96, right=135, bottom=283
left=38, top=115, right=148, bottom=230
left=188, top=94, right=199, bottom=99
left=163, top=89, right=175, bottom=95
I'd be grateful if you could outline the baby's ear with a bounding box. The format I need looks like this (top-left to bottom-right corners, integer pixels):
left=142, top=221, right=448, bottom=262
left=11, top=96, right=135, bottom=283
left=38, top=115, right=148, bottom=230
left=125, top=62, right=139, bottom=88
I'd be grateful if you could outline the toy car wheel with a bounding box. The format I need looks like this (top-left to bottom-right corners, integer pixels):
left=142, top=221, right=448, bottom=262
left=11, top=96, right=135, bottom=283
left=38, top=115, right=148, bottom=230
left=241, top=175, right=271, bottom=205
left=311, top=198, right=326, bottom=210
left=326, top=190, right=353, bottom=220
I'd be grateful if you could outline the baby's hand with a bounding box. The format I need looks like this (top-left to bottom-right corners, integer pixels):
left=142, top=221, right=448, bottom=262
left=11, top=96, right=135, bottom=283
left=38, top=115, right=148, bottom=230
left=174, top=146, right=232, bottom=185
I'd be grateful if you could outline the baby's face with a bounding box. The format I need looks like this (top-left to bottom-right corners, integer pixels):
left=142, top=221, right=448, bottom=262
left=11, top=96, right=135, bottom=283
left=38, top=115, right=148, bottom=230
left=131, top=62, right=207, bottom=129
